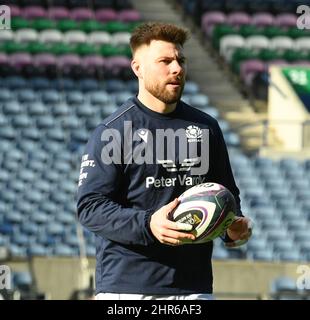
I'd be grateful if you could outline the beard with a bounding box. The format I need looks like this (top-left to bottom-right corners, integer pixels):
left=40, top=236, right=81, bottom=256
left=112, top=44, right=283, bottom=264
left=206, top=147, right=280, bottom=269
left=145, top=77, right=185, bottom=104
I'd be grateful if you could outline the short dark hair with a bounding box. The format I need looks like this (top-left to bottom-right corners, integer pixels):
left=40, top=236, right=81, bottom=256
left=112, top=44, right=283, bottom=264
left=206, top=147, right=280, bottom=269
left=130, top=22, right=189, bottom=55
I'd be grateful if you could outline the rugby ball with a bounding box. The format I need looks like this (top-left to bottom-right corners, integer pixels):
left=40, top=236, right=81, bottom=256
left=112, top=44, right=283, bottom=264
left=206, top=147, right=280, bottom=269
left=170, top=182, right=237, bottom=243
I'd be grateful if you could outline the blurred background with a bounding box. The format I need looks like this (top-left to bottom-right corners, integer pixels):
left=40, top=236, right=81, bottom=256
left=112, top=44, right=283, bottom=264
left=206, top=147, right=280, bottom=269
left=0, top=0, right=310, bottom=300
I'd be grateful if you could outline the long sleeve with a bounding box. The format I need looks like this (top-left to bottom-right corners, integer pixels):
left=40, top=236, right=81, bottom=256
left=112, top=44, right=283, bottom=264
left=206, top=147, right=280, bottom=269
left=210, top=121, right=244, bottom=244
left=76, top=125, right=155, bottom=246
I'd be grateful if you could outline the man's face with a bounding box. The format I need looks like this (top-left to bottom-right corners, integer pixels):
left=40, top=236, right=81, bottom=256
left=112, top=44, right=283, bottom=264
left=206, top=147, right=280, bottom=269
left=134, top=40, right=187, bottom=104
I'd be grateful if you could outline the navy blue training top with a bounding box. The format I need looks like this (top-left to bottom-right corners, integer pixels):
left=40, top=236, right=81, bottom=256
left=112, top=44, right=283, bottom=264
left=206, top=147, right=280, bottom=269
left=76, top=96, right=242, bottom=295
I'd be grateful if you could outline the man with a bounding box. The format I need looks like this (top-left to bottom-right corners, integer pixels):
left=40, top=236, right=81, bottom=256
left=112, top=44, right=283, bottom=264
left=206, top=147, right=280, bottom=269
left=77, top=22, right=251, bottom=300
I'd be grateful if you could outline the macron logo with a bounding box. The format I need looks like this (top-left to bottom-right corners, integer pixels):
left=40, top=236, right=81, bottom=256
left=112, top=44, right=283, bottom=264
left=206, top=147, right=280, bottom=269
left=137, top=129, right=148, bottom=143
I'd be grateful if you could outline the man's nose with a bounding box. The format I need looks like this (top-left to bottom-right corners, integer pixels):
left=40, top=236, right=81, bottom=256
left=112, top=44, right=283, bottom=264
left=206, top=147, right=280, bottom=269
left=171, top=60, right=184, bottom=75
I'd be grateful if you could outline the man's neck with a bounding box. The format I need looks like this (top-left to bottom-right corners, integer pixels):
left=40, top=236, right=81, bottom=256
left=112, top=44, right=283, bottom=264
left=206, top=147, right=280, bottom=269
left=137, top=91, right=177, bottom=114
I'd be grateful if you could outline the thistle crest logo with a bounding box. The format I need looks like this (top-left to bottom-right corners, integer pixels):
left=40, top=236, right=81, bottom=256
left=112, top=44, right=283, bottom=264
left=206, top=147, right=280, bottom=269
left=186, top=125, right=203, bottom=142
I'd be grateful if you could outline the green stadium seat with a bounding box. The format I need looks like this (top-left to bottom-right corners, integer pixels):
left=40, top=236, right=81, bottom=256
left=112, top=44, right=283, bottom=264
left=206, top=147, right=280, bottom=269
left=231, top=48, right=258, bottom=73
left=282, top=49, right=308, bottom=63
left=31, top=19, right=57, bottom=31
left=127, top=21, right=141, bottom=32
left=287, top=27, right=310, bottom=39
left=79, top=20, right=104, bottom=33
left=27, top=42, right=49, bottom=54
left=74, top=43, right=99, bottom=56
left=11, top=17, right=31, bottom=30
left=102, top=21, right=131, bottom=33
left=258, top=49, right=283, bottom=62
left=100, top=44, right=125, bottom=57
left=262, top=26, right=286, bottom=38
left=57, top=19, right=80, bottom=32
left=239, top=25, right=263, bottom=38
left=2, top=41, right=28, bottom=54
left=49, top=43, right=76, bottom=55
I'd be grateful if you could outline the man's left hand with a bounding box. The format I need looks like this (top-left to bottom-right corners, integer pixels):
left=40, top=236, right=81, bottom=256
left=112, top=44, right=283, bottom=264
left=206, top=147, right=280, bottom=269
left=226, top=217, right=252, bottom=244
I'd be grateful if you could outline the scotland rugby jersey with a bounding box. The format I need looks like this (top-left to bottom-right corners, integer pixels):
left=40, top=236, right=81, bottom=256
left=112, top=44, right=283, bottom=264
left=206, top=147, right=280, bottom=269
left=77, top=96, right=242, bottom=295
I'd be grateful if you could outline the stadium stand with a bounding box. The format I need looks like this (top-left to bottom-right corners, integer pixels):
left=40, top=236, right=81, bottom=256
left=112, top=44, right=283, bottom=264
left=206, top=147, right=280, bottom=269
left=0, top=0, right=309, bottom=300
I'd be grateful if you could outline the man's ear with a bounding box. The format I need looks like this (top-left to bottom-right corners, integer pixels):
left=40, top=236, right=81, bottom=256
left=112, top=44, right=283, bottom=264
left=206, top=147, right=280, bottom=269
left=131, top=58, right=143, bottom=79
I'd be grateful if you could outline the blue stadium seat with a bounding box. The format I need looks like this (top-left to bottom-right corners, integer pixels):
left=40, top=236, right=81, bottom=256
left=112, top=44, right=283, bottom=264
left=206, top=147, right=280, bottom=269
left=294, top=230, right=310, bottom=243
left=252, top=249, right=274, bottom=261
left=9, top=244, right=27, bottom=258
left=27, top=160, right=46, bottom=174
left=279, top=158, right=301, bottom=171
left=28, top=244, right=50, bottom=257
left=212, top=247, right=230, bottom=259
left=78, top=78, right=100, bottom=92
left=36, top=115, right=56, bottom=129
left=66, top=91, right=85, bottom=106
left=46, top=127, right=66, bottom=142
left=0, top=170, right=10, bottom=184
left=246, top=238, right=267, bottom=252
left=29, top=211, right=50, bottom=225
left=16, top=89, right=37, bottom=104
left=89, top=91, right=111, bottom=106
left=46, top=222, right=66, bottom=237
left=189, top=94, right=209, bottom=109
left=41, top=90, right=62, bottom=105
left=0, top=189, right=17, bottom=203
left=183, top=81, right=199, bottom=94
left=53, top=244, right=77, bottom=256
left=39, top=201, right=58, bottom=215
left=86, top=245, right=96, bottom=256
left=27, top=102, right=47, bottom=117
left=8, top=180, right=26, bottom=193
left=5, top=76, right=28, bottom=90
left=14, top=201, right=34, bottom=215
left=267, top=229, right=288, bottom=242
left=18, top=170, right=37, bottom=183
left=12, top=233, right=30, bottom=246
left=50, top=78, right=76, bottom=91
left=13, top=271, right=32, bottom=291
left=110, top=91, right=132, bottom=105
left=64, top=234, right=80, bottom=247
left=75, top=104, right=96, bottom=118
left=287, top=220, right=309, bottom=232
left=41, top=141, right=64, bottom=153
left=279, top=252, right=303, bottom=262
left=51, top=103, right=71, bottom=117
left=25, top=191, right=45, bottom=204
left=272, top=239, right=295, bottom=253
left=126, top=80, right=139, bottom=93
left=12, top=114, right=33, bottom=129
left=29, top=77, right=51, bottom=90
left=0, top=126, right=16, bottom=140
left=105, top=79, right=126, bottom=92
left=51, top=192, right=72, bottom=205
left=0, top=89, right=14, bottom=103
left=5, top=211, right=24, bottom=224
left=60, top=115, right=82, bottom=130
left=20, top=221, right=40, bottom=236
left=56, top=212, right=76, bottom=225
left=298, top=240, right=310, bottom=254
left=22, top=128, right=41, bottom=141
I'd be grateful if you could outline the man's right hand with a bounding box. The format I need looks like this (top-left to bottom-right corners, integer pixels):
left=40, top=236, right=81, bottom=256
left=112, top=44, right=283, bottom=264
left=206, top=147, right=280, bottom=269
left=150, top=198, right=195, bottom=246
